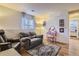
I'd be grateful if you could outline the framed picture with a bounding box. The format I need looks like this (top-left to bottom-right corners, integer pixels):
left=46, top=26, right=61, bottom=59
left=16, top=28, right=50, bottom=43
left=59, top=28, right=64, bottom=33
left=59, top=19, right=64, bottom=27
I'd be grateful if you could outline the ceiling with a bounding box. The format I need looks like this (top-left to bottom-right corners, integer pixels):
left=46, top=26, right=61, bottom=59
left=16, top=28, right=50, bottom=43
left=0, top=3, right=79, bottom=16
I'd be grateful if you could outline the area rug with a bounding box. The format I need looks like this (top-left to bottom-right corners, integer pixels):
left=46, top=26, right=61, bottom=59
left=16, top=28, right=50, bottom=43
left=27, top=44, right=61, bottom=56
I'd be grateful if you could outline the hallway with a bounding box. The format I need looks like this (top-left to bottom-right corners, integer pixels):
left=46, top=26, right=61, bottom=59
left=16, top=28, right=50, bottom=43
left=69, top=37, right=79, bottom=56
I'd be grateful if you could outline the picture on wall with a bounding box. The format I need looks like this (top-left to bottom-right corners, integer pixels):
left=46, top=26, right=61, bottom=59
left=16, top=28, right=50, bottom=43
left=59, top=19, right=64, bottom=27
left=59, top=28, right=64, bottom=33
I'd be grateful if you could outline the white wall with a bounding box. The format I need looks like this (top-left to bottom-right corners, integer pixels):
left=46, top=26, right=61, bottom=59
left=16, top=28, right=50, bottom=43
left=44, top=11, right=69, bottom=43
left=0, top=6, right=35, bottom=39
left=0, top=6, right=69, bottom=43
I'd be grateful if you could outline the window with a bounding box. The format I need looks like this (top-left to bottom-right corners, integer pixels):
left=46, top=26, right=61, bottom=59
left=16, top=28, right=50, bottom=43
left=21, top=14, right=35, bottom=29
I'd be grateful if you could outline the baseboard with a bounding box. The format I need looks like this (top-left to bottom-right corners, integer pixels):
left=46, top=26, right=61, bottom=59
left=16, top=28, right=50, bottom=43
left=70, top=36, right=77, bottom=37
left=56, top=41, right=68, bottom=45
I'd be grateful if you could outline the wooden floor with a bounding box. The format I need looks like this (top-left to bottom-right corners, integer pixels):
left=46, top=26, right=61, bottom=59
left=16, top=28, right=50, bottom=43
left=69, top=37, right=79, bottom=56
left=57, top=43, right=69, bottom=56
left=19, top=39, right=69, bottom=56
left=19, top=48, right=31, bottom=56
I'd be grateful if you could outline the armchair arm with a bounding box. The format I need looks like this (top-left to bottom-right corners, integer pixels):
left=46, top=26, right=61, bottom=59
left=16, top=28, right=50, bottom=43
left=0, top=42, right=12, bottom=51
left=0, top=42, right=11, bottom=46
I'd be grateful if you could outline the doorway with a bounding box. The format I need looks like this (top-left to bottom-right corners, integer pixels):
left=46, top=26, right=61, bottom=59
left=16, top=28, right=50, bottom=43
left=69, top=12, right=79, bottom=55
left=69, top=20, right=78, bottom=38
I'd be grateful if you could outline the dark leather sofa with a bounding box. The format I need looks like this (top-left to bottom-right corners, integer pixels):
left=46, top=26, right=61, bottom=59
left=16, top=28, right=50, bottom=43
left=0, top=30, right=21, bottom=52
left=19, top=32, right=43, bottom=50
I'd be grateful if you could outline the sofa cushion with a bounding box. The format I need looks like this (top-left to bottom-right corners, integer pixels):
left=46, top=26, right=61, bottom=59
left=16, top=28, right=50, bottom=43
left=19, top=32, right=30, bottom=38
left=29, top=32, right=36, bottom=36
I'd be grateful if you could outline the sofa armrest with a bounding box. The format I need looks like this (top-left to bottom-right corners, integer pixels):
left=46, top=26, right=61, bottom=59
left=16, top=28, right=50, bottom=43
left=20, top=37, right=31, bottom=50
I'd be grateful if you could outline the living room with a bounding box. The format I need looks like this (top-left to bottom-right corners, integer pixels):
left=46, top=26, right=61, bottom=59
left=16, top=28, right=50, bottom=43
left=0, top=3, right=79, bottom=56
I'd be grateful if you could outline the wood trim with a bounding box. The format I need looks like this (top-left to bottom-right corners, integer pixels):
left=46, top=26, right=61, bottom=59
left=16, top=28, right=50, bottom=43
left=69, top=10, right=79, bottom=14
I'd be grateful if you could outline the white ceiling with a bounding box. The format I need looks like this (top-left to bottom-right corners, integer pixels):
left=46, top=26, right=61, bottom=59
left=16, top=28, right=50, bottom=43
left=0, top=3, right=79, bottom=15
